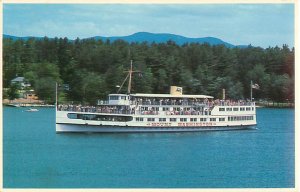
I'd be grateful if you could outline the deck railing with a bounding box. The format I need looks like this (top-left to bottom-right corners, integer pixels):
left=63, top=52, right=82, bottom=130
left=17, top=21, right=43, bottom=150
left=96, top=100, right=254, bottom=107
left=57, top=101, right=254, bottom=116
left=57, top=105, right=210, bottom=116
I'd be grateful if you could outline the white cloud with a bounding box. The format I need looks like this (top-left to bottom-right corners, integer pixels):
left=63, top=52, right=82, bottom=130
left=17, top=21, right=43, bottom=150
left=3, top=4, right=294, bottom=48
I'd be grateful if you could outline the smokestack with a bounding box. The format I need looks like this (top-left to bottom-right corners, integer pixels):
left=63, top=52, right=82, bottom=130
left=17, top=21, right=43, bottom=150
left=170, top=86, right=183, bottom=95
left=222, top=89, right=226, bottom=100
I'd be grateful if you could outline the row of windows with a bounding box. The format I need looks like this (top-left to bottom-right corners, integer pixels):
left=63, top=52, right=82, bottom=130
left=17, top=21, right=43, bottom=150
left=67, top=113, right=133, bottom=122
left=67, top=113, right=254, bottom=123
left=140, top=107, right=199, bottom=111
left=219, top=107, right=254, bottom=112
left=135, top=117, right=238, bottom=122
left=228, top=116, right=254, bottom=121
left=109, top=96, right=128, bottom=100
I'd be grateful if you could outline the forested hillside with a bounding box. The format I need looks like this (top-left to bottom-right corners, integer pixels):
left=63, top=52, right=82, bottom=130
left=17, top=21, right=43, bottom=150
left=3, top=36, right=294, bottom=104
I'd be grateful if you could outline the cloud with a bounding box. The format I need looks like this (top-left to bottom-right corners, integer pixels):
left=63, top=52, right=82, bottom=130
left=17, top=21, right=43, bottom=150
left=3, top=4, right=294, bottom=48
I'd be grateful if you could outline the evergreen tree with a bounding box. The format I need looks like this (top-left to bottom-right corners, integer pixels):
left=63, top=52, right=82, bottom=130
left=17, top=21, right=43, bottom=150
left=2, top=36, right=295, bottom=104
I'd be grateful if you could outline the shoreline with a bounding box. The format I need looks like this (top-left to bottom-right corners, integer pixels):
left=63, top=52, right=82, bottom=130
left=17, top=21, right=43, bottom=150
left=3, top=103, right=55, bottom=107
left=256, top=102, right=294, bottom=108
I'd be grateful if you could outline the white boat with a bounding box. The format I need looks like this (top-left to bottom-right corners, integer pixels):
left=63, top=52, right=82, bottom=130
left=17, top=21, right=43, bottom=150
left=26, top=108, right=39, bottom=112
left=56, top=61, right=257, bottom=133
left=7, top=103, right=21, bottom=107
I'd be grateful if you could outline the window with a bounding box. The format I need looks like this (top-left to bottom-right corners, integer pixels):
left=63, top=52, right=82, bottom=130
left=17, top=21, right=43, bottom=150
left=190, top=118, right=197, bottom=122
left=147, top=118, right=155, bottom=122
left=136, top=117, right=143, bottom=122
left=240, top=107, right=245, bottom=111
left=109, top=96, right=119, bottom=100
left=174, top=107, right=180, bottom=111
left=219, top=108, right=225, bottom=111
left=159, top=118, right=166, bottom=122
left=210, top=118, right=216, bottom=122
left=141, top=107, right=148, bottom=111
left=180, top=118, right=187, bottom=122
left=67, top=113, right=78, bottom=119
left=170, top=118, right=177, bottom=122
left=163, top=107, right=169, bottom=111
left=154, top=107, right=159, bottom=111
left=226, top=108, right=232, bottom=111
left=200, top=118, right=207, bottom=122
left=82, top=114, right=96, bottom=120
left=246, top=107, right=251, bottom=111
left=233, top=108, right=239, bottom=111
left=250, top=116, right=254, bottom=120
left=219, top=118, right=225, bottom=121
left=67, top=113, right=133, bottom=122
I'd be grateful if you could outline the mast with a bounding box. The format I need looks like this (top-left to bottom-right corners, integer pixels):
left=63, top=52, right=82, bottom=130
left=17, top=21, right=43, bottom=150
left=55, top=82, right=58, bottom=109
left=128, top=60, right=133, bottom=94
left=250, top=80, right=253, bottom=102
left=117, top=60, right=140, bottom=94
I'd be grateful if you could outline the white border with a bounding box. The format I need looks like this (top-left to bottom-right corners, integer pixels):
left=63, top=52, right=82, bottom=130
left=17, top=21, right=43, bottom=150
left=0, top=1, right=298, bottom=192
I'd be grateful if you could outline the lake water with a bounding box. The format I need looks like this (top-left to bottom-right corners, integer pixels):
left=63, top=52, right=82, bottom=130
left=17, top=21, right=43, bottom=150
left=3, top=107, right=295, bottom=188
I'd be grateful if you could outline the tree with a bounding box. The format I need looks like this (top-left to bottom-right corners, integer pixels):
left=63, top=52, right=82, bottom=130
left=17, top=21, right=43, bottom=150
left=268, top=74, right=292, bottom=102
left=82, top=72, right=106, bottom=104
left=23, top=62, right=61, bottom=103
left=7, top=83, right=20, bottom=101
left=2, top=36, right=295, bottom=103
left=154, top=68, right=168, bottom=93
left=35, top=77, right=57, bottom=103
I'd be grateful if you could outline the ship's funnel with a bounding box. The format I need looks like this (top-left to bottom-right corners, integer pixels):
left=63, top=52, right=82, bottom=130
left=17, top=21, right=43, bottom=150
left=170, top=86, right=183, bottom=95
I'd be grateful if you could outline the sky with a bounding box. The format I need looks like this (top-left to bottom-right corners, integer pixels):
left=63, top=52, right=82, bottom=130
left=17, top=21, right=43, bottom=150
left=3, top=3, right=295, bottom=48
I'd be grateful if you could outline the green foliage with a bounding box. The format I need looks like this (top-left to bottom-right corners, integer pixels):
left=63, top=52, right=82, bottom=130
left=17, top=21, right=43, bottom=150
left=82, top=72, right=105, bottom=104
left=7, top=83, right=20, bottom=101
left=24, top=62, right=61, bottom=103
left=35, top=77, right=57, bottom=103
left=3, top=37, right=295, bottom=104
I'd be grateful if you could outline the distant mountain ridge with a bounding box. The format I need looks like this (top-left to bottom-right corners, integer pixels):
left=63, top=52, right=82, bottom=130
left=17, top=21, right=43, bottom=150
left=3, top=32, right=247, bottom=48
left=92, top=32, right=237, bottom=47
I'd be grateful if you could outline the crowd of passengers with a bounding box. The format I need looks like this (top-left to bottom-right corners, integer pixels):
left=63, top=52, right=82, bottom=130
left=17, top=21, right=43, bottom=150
left=58, top=105, right=133, bottom=114
left=57, top=104, right=207, bottom=115
left=131, top=98, right=252, bottom=106
left=58, top=98, right=253, bottom=115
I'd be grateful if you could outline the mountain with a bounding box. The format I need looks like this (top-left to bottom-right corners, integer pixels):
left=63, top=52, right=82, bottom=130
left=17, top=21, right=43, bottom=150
left=4, top=32, right=247, bottom=48
left=92, top=32, right=236, bottom=48
left=3, top=34, right=44, bottom=41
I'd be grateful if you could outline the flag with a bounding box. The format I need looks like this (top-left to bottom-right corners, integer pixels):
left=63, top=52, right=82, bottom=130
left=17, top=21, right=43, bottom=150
left=176, top=87, right=183, bottom=93
left=58, top=84, right=70, bottom=91
left=252, top=83, right=260, bottom=89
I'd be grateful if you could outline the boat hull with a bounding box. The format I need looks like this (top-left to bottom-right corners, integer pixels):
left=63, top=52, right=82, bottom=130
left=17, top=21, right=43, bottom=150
left=56, top=123, right=255, bottom=133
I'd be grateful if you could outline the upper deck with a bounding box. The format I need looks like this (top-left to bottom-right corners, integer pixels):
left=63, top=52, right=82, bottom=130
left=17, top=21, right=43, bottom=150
left=130, top=93, right=213, bottom=99
left=98, top=85, right=214, bottom=106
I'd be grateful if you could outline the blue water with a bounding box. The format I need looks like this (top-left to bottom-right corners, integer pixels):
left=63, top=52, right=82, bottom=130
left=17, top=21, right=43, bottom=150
left=3, top=107, right=295, bottom=188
